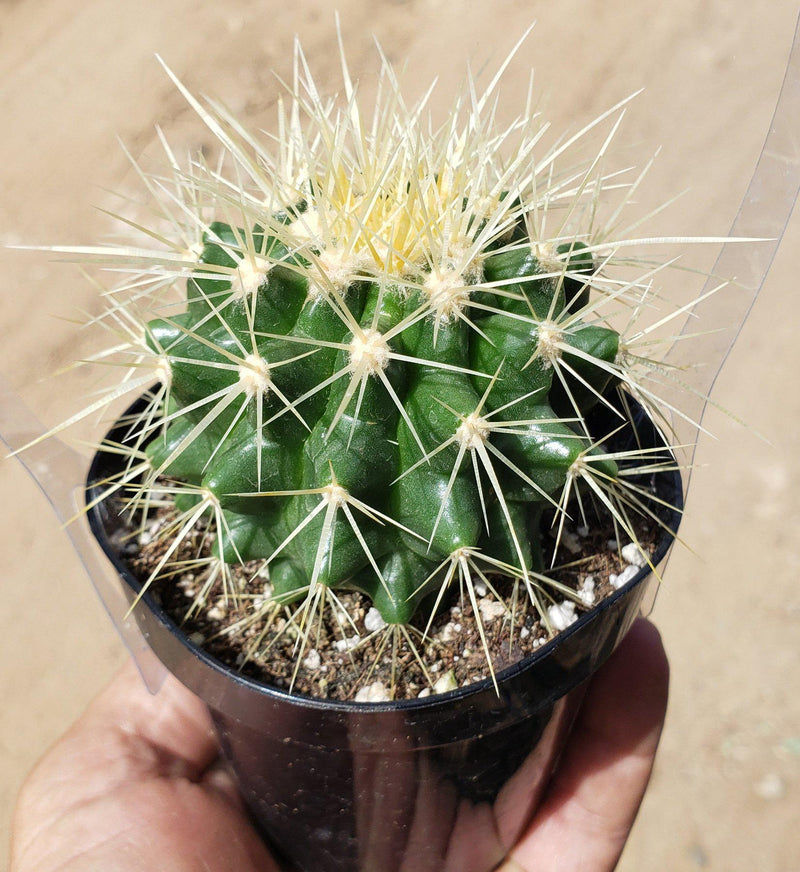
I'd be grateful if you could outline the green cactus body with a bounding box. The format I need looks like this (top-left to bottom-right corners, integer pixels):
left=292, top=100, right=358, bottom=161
left=144, top=223, right=621, bottom=626
left=48, top=45, right=697, bottom=697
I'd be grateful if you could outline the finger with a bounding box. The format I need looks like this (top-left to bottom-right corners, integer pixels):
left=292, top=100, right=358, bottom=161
left=500, top=618, right=669, bottom=872
left=11, top=660, right=281, bottom=872
left=20, top=658, right=222, bottom=823
left=83, top=657, right=220, bottom=777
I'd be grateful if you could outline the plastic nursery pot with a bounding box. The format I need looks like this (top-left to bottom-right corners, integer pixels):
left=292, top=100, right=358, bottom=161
left=86, top=393, right=682, bottom=872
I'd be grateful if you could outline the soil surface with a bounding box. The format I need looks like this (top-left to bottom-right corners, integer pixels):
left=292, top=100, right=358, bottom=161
left=127, top=500, right=656, bottom=701
left=2, top=3, right=799, bottom=871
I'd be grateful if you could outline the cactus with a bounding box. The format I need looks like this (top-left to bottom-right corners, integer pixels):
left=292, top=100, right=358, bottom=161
left=144, top=216, right=622, bottom=620
left=41, top=40, right=700, bottom=697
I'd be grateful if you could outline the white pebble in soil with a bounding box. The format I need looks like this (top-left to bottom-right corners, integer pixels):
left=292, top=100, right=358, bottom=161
left=303, top=649, right=322, bottom=671
left=609, top=564, right=640, bottom=590
left=579, top=576, right=596, bottom=606
left=439, top=622, right=462, bottom=643
left=548, top=601, right=577, bottom=631
left=364, top=607, right=387, bottom=633
left=355, top=681, right=389, bottom=703
left=560, top=530, right=582, bottom=554
left=333, top=604, right=351, bottom=626
left=621, top=542, right=648, bottom=567
left=433, top=670, right=458, bottom=694
left=334, top=635, right=361, bottom=652
left=478, top=598, right=506, bottom=622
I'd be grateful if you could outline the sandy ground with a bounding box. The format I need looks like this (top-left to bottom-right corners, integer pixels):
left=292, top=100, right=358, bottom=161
left=1, top=0, right=798, bottom=868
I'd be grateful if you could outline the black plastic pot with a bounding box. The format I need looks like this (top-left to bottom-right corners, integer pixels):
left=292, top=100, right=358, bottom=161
left=87, top=396, right=682, bottom=872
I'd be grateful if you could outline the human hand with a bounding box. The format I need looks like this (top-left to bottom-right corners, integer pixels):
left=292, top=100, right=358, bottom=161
left=9, top=659, right=278, bottom=872
left=9, top=618, right=668, bottom=872
left=496, top=617, right=669, bottom=871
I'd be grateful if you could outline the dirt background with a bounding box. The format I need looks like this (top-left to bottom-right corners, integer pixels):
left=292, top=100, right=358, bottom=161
left=1, top=0, right=798, bottom=868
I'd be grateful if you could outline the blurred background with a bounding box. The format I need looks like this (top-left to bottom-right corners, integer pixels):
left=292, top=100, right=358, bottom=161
left=1, top=0, right=798, bottom=868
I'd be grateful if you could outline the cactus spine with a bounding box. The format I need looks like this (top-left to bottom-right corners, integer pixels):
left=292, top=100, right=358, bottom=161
left=53, top=41, right=691, bottom=695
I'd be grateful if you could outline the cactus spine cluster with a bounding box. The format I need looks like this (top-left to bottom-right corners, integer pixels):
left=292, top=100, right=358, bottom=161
left=146, top=219, right=617, bottom=626
left=53, top=41, right=691, bottom=693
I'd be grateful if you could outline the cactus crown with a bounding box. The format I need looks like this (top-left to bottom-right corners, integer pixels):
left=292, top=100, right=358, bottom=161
left=55, top=39, right=696, bottom=697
